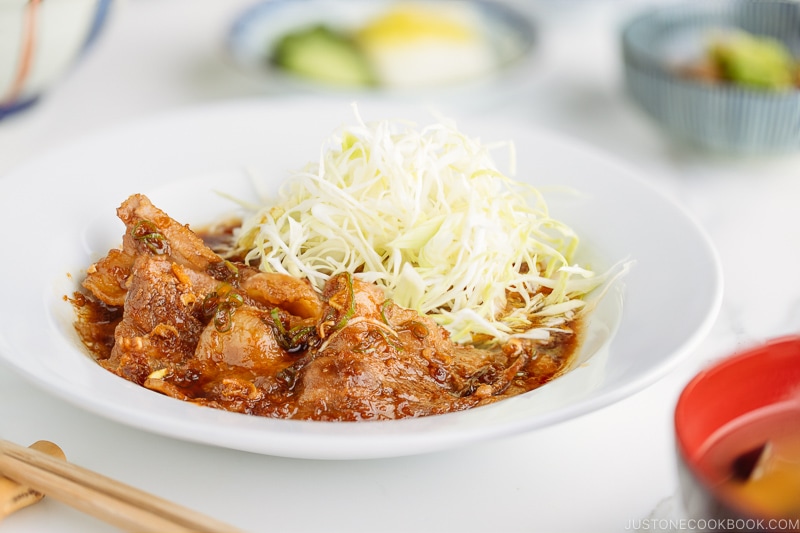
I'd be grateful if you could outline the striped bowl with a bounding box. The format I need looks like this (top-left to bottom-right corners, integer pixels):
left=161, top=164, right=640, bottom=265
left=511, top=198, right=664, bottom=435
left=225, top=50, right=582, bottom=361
left=621, top=0, right=800, bottom=154
left=0, top=0, right=113, bottom=120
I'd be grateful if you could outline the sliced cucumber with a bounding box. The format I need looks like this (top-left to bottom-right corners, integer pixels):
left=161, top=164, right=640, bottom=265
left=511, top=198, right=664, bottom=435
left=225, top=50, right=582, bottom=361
left=271, top=25, right=377, bottom=87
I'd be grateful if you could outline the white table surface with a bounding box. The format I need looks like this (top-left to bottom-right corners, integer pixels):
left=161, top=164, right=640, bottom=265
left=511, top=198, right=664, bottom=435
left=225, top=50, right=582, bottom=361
left=2, top=0, right=800, bottom=532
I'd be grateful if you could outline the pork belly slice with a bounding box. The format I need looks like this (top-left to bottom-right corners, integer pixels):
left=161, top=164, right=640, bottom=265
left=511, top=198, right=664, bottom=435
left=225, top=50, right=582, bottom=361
left=103, top=256, right=209, bottom=384
left=239, top=270, right=322, bottom=321
left=83, top=193, right=235, bottom=307
left=117, top=193, right=221, bottom=271
left=289, top=273, right=526, bottom=420
left=144, top=305, right=298, bottom=415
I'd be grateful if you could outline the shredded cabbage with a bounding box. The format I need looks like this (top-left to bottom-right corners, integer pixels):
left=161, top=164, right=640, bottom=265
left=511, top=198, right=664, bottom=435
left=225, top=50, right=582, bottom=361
left=231, top=106, right=618, bottom=346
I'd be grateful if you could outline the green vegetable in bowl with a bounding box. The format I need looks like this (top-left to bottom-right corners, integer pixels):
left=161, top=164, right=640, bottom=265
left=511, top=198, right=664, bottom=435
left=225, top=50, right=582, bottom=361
left=270, top=25, right=378, bottom=87
left=709, top=31, right=797, bottom=90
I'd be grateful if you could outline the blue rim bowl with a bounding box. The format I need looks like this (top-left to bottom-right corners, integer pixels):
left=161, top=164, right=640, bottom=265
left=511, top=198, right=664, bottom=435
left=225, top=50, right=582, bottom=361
left=621, top=0, right=800, bottom=155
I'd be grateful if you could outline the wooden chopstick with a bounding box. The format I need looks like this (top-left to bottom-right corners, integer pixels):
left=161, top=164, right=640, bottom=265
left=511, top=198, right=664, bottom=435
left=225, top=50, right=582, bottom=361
left=0, top=439, right=245, bottom=533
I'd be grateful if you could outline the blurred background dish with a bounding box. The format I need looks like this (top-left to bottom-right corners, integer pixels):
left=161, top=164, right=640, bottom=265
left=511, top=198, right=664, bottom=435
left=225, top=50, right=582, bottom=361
left=0, top=0, right=113, bottom=120
left=621, top=0, right=800, bottom=154
left=225, top=0, right=536, bottom=97
left=675, top=335, right=800, bottom=526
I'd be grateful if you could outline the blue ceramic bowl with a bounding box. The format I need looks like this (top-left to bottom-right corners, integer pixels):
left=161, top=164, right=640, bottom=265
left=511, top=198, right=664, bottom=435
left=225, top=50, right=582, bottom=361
left=0, top=0, right=113, bottom=120
left=621, top=0, right=800, bottom=154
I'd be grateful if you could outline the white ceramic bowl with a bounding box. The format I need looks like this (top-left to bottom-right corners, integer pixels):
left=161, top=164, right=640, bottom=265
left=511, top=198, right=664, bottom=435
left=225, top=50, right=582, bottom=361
left=0, top=0, right=112, bottom=119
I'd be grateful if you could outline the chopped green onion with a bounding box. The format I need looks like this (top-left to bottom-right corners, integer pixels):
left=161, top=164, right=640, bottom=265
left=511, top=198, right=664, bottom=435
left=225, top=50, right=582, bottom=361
left=131, top=220, right=168, bottom=255
left=202, top=286, right=243, bottom=333
left=332, top=272, right=356, bottom=332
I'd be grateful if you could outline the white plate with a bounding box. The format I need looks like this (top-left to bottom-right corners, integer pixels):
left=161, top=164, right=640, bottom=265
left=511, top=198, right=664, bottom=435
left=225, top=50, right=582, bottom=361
left=0, top=98, right=722, bottom=460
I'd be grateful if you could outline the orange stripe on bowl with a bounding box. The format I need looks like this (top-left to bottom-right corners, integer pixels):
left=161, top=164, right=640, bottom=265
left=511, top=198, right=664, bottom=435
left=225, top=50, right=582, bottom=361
left=1, top=0, right=42, bottom=105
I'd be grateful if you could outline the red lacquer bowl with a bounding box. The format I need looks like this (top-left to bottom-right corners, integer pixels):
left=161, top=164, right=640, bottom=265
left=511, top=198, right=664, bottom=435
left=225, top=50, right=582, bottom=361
left=675, top=336, right=800, bottom=531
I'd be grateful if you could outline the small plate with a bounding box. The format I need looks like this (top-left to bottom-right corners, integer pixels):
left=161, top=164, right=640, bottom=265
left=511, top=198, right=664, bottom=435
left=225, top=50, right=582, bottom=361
left=225, top=0, right=537, bottom=97
left=0, top=98, right=722, bottom=459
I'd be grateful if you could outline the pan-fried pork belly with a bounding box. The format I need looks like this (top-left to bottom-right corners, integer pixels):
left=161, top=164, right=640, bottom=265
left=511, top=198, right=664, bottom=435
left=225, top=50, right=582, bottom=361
left=72, top=194, right=579, bottom=421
